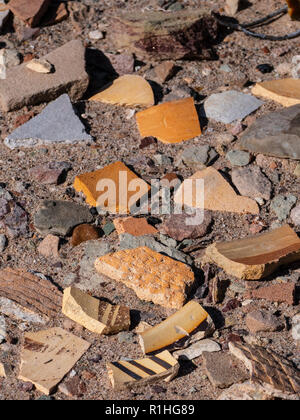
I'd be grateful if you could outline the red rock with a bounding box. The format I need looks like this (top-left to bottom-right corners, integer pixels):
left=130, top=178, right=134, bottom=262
left=250, top=283, right=296, bottom=305
left=114, top=217, right=157, bottom=237
left=9, top=0, right=51, bottom=28
left=29, top=161, right=71, bottom=185
left=139, top=136, right=157, bottom=149
left=246, top=310, right=283, bottom=334
left=14, top=112, right=34, bottom=129
left=105, top=53, right=135, bottom=76
left=71, top=224, right=100, bottom=247
left=58, top=376, right=86, bottom=397
left=160, top=212, right=212, bottom=242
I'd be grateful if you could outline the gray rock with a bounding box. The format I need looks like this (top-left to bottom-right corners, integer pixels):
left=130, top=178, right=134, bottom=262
left=117, top=331, right=135, bottom=344
left=0, top=48, right=22, bottom=79
left=239, top=104, right=300, bottom=159
left=119, top=233, right=192, bottom=265
left=153, top=154, right=172, bottom=166
left=181, top=145, right=218, bottom=169
left=270, top=195, right=297, bottom=221
left=5, top=94, right=92, bottom=149
left=78, top=240, right=111, bottom=291
left=0, top=40, right=89, bottom=112
left=173, top=339, right=221, bottom=360
left=34, top=200, right=93, bottom=236
left=291, top=205, right=300, bottom=226
left=102, top=222, right=115, bottom=236
left=0, top=234, right=7, bottom=252
left=0, top=203, right=29, bottom=238
left=204, top=90, right=263, bottom=124
left=231, top=166, right=272, bottom=200
left=226, top=150, right=250, bottom=166
left=0, top=297, right=47, bottom=324
left=292, top=314, right=300, bottom=342
left=0, top=315, right=6, bottom=343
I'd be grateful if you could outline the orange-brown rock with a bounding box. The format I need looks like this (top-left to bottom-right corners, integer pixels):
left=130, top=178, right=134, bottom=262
left=0, top=268, right=62, bottom=318
left=252, top=79, right=300, bottom=107
left=136, top=97, right=201, bottom=144
left=95, top=246, right=195, bottom=309
left=71, top=224, right=100, bottom=247
left=248, top=283, right=296, bottom=305
left=113, top=217, right=157, bottom=237
left=204, top=224, right=300, bottom=280
left=89, top=75, right=154, bottom=107
left=9, top=0, right=51, bottom=27
left=287, top=0, right=300, bottom=20
left=73, top=161, right=150, bottom=213
left=174, top=167, right=259, bottom=215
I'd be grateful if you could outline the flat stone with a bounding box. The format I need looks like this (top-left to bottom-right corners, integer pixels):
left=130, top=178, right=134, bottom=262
left=270, top=195, right=297, bottom=221
left=181, top=145, right=218, bottom=169
left=0, top=315, right=6, bottom=343
left=160, top=212, right=212, bottom=242
left=0, top=40, right=89, bottom=112
left=148, top=61, right=176, bottom=84
left=136, top=97, right=201, bottom=144
left=78, top=240, right=111, bottom=292
left=248, top=283, right=296, bottom=305
left=232, top=166, right=272, bottom=200
left=0, top=297, right=47, bottom=324
left=89, top=75, right=154, bottom=107
left=9, top=0, right=51, bottom=27
left=114, top=217, right=157, bottom=237
left=37, top=234, right=60, bottom=258
left=226, top=150, right=250, bottom=167
left=19, top=327, right=90, bottom=395
left=34, top=200, right=93, bottom=236
left=202, top=351, right=249, bottom=389
left=252, top=78, right=300, bottom=107
left=29, top=161, right=71, bottom=184
left=173, top=339, right=221, bottom=360
left=95, top=246, right=195, bottom=309
left=174, top=167, right=259, bottom=215
left=246, top=310, right=283, bottom=334
left=74, top=161, right=149, bottom=213
left=5, top=94, right=92, bottom=149
left=239, top=104, right=300, bottom=159
left=105, top=53, right=135, bottom=76
left=218, top=381, right=296, bottom=400
left=291, top=205, right=300, bottom=226
left=204, top=90, right=263, bottom=124
left=71, top=224, right=100, bottom=247
left=0, top=233, right=7, bottom=252
left=119, top=233, right=192, bottom=265
left=26, top=58, right=54, bottom=74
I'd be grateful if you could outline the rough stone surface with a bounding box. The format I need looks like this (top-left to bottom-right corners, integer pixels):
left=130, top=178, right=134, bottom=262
left=291, top=205, right=300, bottom=226
left=95, top=246, right=195, bottom=309
left=218, top=381, right=297, bottom=400
left=0, top=297, right=47, bottom=324
left=147, top=61, right=176, bottom=84
left=0, top=40, right=89, bottom=112
left=71, top=224, right=101, bottom=247
left=181, top=145, right=218, bottom=169
left=0, top=190, right=29, bottom=238
left=37, top=234, right=60, bottom=258
left=119, top=233, right=192, bottom=265
left=270, top=195, right=297, bottom=221
left=232, top=166, right=272, bottom=200
left=202, top=351, right=249, bottom=389
left=248, top=283, right=296, bottom=305
left=29, top=161, right=71, bottom=185
left=114, top=217, right=157, bottom=237
left=160, top=212, right=212, bottom=242
left=239, top=104, right=300, bottom=159
left=5, top=95, right=92, bottom=149
left=34, top=200, right=93, bottom=236
left=105, top=53, right=135, bottom=76
left=173, top=339, right=221, bottom=360
left=246, top=310, right=283, bottom=334
left=226, top=150, right=250, bottom=167
left=204, top=90, right=263, bottom=124
left=9, top=0, right=51, bottom=27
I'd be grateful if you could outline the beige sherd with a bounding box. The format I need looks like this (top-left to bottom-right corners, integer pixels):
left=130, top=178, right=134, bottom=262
left=252, top=79, right=300, bottom=107
left=107, top=350, right=179, bottom=390
left=95, top=246, right=195, bottom=309
left=18, top=327, right=90, bottom=395
left=89, top=75, right=154, bottom=107
left=203, top=224, right=300, bottom=280
left=62, top=287, right=130, bottom=335
left=139, top=300, right=208, bottom=354
left=174, top=167, right=259, bottom=214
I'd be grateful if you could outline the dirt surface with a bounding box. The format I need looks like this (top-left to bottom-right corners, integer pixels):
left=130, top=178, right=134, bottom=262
left=0, top=0, right=299, bottom=401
